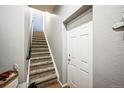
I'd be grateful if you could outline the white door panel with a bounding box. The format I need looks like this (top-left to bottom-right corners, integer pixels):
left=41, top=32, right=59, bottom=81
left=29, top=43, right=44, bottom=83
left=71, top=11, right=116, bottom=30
left=67, top=21, right=93, bottom=88
left=79, top=34, right=89, bottom=63
left=79, top=69, right=89, bottom=88
left=71, top=65, right=79, bottom=87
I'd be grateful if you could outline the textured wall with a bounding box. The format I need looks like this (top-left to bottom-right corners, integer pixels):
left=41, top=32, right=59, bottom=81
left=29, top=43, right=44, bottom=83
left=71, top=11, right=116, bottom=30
left=0, top=5, right=25, bottom=83
left=93, top=5, right=124, bottom=88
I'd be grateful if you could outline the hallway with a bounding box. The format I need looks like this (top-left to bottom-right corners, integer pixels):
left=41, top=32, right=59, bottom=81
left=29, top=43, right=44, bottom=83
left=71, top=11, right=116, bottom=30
left=0, top=5, right=124, bottom=88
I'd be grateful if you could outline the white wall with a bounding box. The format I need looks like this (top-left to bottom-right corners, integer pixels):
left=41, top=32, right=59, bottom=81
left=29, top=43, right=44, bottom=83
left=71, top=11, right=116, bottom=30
left=24, top=6, right=32, bottom=82
left=93, top=5, right=124, bottom=88
left=0, top=5, right=26, bottom=83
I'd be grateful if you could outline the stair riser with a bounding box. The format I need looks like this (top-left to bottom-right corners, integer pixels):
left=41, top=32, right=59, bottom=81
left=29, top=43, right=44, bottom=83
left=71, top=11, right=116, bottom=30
left=32, top=45, right=48, bottom=48
left=32, top=37, right=45, bottom=39
left=33, top=35, right=45, bottom=37
left=31, top=57, right=51, bottom=62
left=31, top=53, right=50, bottom=58
left=30, top=63, right=53, bottom=71
left=33, top=34, right=44, bottom=36
left=31, top=62, right=53, bottom=67
left=32, top=40, right=46, bottom=42
left=33, top=32, right=44, bottom=34
left=30, top=68, right=55, bottom=76
left=33, top=37, right=45, bottom=40
left=31, top=58, right=52, bottom=63
left=31, top=49, right=49, bottom=53
left=32, top=38, right=46, bottom=40
left=32, top=42, right=47, bottom=45
left=30, top=70, right=55, bottom=81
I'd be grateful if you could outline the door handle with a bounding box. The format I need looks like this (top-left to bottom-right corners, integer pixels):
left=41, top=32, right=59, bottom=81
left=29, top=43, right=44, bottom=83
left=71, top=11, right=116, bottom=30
left=68, top=58, right=71, bottom=61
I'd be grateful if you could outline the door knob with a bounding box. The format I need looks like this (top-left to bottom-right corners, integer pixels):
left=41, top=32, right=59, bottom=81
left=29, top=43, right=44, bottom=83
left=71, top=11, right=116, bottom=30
left=68, top=59, right=71, bottom=61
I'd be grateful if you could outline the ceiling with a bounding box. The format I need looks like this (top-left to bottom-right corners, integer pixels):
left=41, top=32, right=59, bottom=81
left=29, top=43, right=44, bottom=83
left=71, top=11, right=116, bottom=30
left=29, top=5, right=57, bottom=13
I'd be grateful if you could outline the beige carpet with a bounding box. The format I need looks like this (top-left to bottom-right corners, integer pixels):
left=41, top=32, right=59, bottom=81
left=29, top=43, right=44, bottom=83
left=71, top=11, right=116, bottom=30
left=29, top=31, right=59, bottom=88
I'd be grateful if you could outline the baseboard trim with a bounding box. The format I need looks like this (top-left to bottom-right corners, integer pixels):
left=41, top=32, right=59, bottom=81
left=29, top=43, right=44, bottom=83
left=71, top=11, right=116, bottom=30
left=26, top=59, right=30, bottom=88
left=58, top=80, right=68, bottom=88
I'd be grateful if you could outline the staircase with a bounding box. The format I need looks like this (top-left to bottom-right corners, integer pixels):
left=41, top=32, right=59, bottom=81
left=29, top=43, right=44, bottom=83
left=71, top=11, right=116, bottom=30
left=29, top=31, right=60, bottom=88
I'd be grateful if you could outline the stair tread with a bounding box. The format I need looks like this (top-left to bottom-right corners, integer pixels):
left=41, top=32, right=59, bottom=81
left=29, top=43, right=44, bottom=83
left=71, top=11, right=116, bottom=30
left=30, top=67, right=55, bottom=75
left=31, top=61, right=53, bottom=67
left=30, top=73, right=57, bottom=84
left=31, top=48, right=48, bottom=50
left=31, top=45, right=48, bottom=48
left=32, top=45, right=47, bottom=46
left=31, top=51, right=50, bottom=55
left=32, top=42, right=46, bottom=44
left=32, top=42, right=47, bottom=45
left=32, top=41, right=46, bottom=43
left=31, top=56, right=51, bottom=60
left=32, top=40, right=46, bottom=41
left=32, top=37, right=45, bottom=39
left=32, top=38, right=45, bottom=39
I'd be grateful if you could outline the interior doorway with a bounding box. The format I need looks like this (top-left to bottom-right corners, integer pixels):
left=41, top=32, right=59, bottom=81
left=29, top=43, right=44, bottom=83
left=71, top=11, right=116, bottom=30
left=64, top=6, right=93, bottom=88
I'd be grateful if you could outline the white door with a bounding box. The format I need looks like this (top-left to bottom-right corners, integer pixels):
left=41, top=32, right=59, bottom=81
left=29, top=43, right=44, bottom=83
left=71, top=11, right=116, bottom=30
left=67, top=21, right=93, bottom=88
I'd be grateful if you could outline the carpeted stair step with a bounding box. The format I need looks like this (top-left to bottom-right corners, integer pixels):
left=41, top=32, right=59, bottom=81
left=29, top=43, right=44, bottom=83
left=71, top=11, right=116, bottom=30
left=31, top=57, right=52, bottom=63
left=30, top=70, right=56, bottom=82
left=33, top=34, right=45, bottom=36
left=31, top=52, right=50, bottom=58
left=32, top=45, right=48, bottom=48
left=30, top=73, right=57, bottom=85
left=30, top=62, right=53, bottom=71
left=29, top=31, right=58, bottom=88
left=30, top=67, right=55, bottom=76
left=33, top=34, right=45, bottom=38
left=33, top=36, right=45, bottom=39
left=31, top=56, right=51, bottom=61
left=31, top=51, right=50, bottom=55
left=32, top=37, right=46, bottom=40
left=32, top=42, right=47, bottom=45
left=32, top=40, right=46, bottom=42
left=31, top=48, right=49, bottom=52
left=31, top=61, right=53, bottom=67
